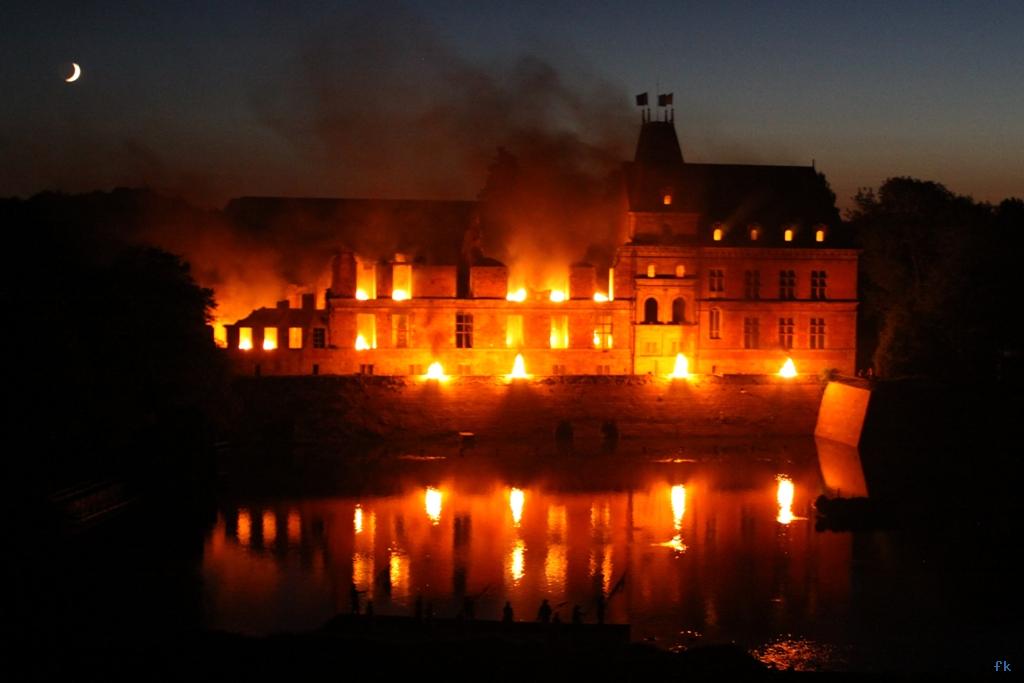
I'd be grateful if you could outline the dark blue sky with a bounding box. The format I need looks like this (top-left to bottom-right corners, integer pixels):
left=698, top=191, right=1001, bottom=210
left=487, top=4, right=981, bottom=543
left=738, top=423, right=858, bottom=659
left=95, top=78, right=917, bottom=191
left=3, top=1, right=1022, bottom=209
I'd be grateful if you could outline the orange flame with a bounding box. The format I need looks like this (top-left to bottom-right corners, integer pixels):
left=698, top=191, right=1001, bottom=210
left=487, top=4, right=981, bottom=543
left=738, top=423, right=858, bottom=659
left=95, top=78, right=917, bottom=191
left=262, top=328, right=278, bottom=351
left=355, top=289, right=370, bottom=301
left=776, top=475, right=795, bottom=525
left=391, top=289, right=410, bottom=301
left=779, top=357, right=797, bottom=378
left=424, top=487, right=442, bottom=525
left=670, top=353, right=690, bottom=379
left=355, top=334, right=371, bottom=351
left=238, top=327, right=253, bottom=351
left=593, top=292, right=609, bottom=303
left=549, top=290, right=566, bottom=303
left=508, top=353, right=530, bottom=379
left=506, top=288, right=527, bottom=303
left=509, top=488, right=525, bottom=527
left=425, top=361, right=449, bottom=382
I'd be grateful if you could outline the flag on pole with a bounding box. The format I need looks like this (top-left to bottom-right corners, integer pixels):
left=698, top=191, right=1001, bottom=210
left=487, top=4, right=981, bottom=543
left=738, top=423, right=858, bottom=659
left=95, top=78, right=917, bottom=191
left=658, top=93, right=673, bottom=106
left=635, top=92, right=648, bottom=106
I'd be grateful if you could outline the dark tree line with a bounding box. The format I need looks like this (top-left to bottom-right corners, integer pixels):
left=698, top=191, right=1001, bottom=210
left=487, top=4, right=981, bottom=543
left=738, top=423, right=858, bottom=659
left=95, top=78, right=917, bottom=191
left=849, top=178, right=1023, bottom=381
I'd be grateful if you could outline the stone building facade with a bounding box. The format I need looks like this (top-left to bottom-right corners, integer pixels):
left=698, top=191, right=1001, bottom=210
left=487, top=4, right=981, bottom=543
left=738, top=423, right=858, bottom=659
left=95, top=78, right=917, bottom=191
left=225, top=114, right=858, bottom=377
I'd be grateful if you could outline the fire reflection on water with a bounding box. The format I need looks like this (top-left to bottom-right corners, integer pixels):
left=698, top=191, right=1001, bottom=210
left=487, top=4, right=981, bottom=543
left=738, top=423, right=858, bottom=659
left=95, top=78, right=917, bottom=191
left=205, top=462, right=846, bottom=666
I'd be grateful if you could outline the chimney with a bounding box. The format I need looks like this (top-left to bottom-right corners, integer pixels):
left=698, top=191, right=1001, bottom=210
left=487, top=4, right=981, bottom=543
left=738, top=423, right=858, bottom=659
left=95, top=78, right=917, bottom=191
left=301, top=293, right=315, bottom=310
left=330, top=249, right=357, bottom=298
left=276, top=299, right=289, bottom=309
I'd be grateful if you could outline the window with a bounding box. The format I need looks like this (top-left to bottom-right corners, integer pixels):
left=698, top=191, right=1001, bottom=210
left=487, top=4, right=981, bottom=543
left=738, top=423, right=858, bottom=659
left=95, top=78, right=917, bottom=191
left=409, top=364, right=423, bottom=376
left=312, top=327, right=326, bottom=349
left=594, top=314, right=613, bottom=350
left=643, top=298, right=659, bottom=323
left=288, top=327, right=303, bottom=349
left=749, top=226, right=760, bottom=241
left=359, top=364, right=374, bottom=375
left=262, top=327, right=278, bottom=350
left=457, top=364, right=472, bottom=376
left=709, top=308, right=721, bottom=340
left=810, top=318, right=826, bottom=349
left=647, top=263, right=656, bottom=278
left=744, top=270, right=761, bottom=299
left=393, top=313, right=409, bottom=348
left=778, top=317, right=794, bottom=349
left=708, top=269, right=725, bottom=293
left=392, top=262, right=412, bottom=300
left=811, top=270, right=828, bottom=300
left=675, top=264, right=686, bottom=278
left=456, top=312, right=473, bottom=348
left=356, top=261, right=376, bottom=299
left=506, top=314, right=523, bottom=348
left=238, top=327, right=253, bottom=350
left=743, top=317, right=760, bottom=349
left=596, top=364, right=611, bottom=375
left=644, top=341, right=659, bottom=355
left=784, top=228, right=794, bottom=242
left=713, top=228, right=723, bottom=241
left=779, top=270, right=796, bottom=300
left=671, top=297, right=686, bottom=324
left=552, top=364, right=567, bottom=376
left=816, top=228, right=826, bottom=243
left=356, top=313, right=377, bottom=349
left=550, top=315, right=569, bottom=349
left=663, top=193, right=672, bottom=206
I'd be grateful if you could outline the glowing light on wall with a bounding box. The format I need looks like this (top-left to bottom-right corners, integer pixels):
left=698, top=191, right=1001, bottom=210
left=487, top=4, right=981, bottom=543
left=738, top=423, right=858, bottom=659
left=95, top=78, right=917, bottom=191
left=509, top=487, right=525, bottom=527
left=776, top=475, right=795, bottom=524
left=506, top=288, right=527, bottom=302
left=238, top=327, right=253, bottom=351
left=778, top=357, right=797, bottom=378
left=425, top=487, right=442, bottom=525
left=670, top=353, right=690, bottom=379
left=354, top=504, right=364, bottom=534
left=389, top=551, right=408, bottom=596
left=262, top=328, right=278, bottom=350
left=424, top=361, right=449, bottom=382
left=262, top=510, right=277, bottom=545
left=593, top=292, right=609, bottom=302
left=549, top=290, right=566, bottom=303
left=508, top=353, right=530, bottom=379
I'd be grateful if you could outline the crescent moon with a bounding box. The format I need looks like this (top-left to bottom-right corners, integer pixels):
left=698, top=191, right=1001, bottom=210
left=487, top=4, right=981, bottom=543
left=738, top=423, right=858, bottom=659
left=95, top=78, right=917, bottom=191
left=65, top=63, right=81, bottom=83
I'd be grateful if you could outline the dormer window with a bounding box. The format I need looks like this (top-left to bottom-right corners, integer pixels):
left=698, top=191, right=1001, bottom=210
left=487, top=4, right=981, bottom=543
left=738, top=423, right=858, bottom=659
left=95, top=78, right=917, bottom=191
left=784, top=228, right=794, bottom=242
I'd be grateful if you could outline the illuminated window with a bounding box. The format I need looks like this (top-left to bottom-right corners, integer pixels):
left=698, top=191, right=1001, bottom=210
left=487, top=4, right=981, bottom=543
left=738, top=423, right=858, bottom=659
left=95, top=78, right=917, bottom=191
left=312, top=328, right=326, bottom=349
left=744, top=270, right=761, bottom=299
left=392, top=262, right=412, bottom=300
left=647, top=263, right=656, bottom=278
left=810, top=318, right=826, bottom=349
left=811, top=270, right=828, bottom=300
left=643, top=298, right=659, bottom=324
left=595, top=314, right=613, bottom=350
left=671, top=297, right=685, bottom=324
left=357, top=261, right=377, bottom=299
left=675, top=264, right=685, bottom=278
left=784, top=228, right=794, bottom=242
left=393, top=313, right=409, bottom=348
left=750, top=226, right=760, bottom=241
left=506, top=314, right=523, bottom=348
left=709, top=309, right=721, bottom=340
left=356, top=313, right=377, bottom=349
left=238, top=327, right=253, bottom=350
left=713, top=228, right=723, bottom=241
left=708, top=268, right=725, bottom=293
left=743, top=317, right=760, bottom=349
left=778, top=317, right=794, bottom=349
left=779, top=270, right=796, bottom=300
left=288, top=327, right=303, bottom=349
left=663, top=193, right=672, bottom=206
left=456, top=312, right=473, bottom=348
left=816, top=228, right=826, bottom=243
left=550, top=315, right=569, bottom=349
left=263, top=327, right=278, bottom=350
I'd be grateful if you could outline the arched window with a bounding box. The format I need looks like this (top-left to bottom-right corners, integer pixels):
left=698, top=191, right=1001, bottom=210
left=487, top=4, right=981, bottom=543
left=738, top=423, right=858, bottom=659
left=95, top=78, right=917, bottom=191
left=643, top=298, right=659, bottom=324
left=671, top=298, right=686, bottom=324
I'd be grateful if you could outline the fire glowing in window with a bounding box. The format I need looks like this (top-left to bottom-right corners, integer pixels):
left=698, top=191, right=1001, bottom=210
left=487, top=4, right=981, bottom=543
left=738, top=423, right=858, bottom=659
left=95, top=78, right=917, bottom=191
left=357, top=261, right=376, bottom=299
left=778, top=357, right=797, bottom=378
left=392, top=262, right=412, bottom=300
left=236, top=508, right=251, bottom=545
left=506, top=288, right=527, bottom=302
left=816, top=228, right=826, bottom=242
left=593, top=292, right=609, bottom=302
left=262, top=327, right=278, bottom=350
left=508, top=353, right=530, bottom=379
left=750, top=226, right=761, bottom=241
left=262, top=510, right=277, bottom=545
left=509, top=487, right=525, bottom=527
left=238, top=327, right=253, bottom=351
left=608, top=268, right=615, bottom=301
left=550, top=315, right=569, bottom=349
left=663, top=193, right=672, bottom=206
left=784, top=228, right=794, bottom=242
left=424, top=361, right=449, bottom=382
left=287, top=510, right=300, bottom=543
left=594, top=314, right=613, bottom=350
left=356, top=313, right=376, bottom=350
left=288, top=327, right=303, bottom=349
left=424, top=487, right=442, bottom=525
left=506, top=314, right=524, bottom=348
left=355, top=290, right=369, bottom=301
left=713, top=228, right=723, bottom=241
left=647, top=263, right=656, bottom=278
left=776, top=475, right=795, bottom=524
left=549, top=290, right=566, bottom=303
left=670, top=353, right=690, bottom=379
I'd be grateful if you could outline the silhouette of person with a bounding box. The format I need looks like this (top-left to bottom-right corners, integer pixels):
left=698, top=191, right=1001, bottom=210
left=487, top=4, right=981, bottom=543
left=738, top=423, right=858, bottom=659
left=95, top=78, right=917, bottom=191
left=537, top=599, right=552, bottom=623
left=502, top=600, right=514, bottom=623
left=571, top=605, right=583, bottom=625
